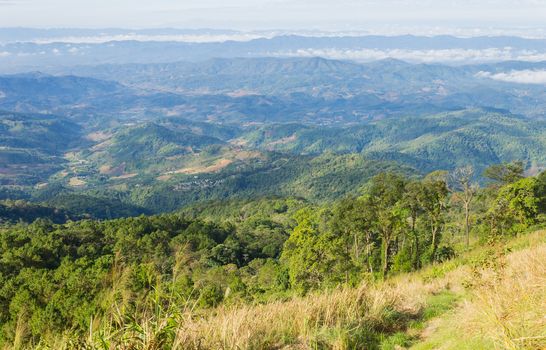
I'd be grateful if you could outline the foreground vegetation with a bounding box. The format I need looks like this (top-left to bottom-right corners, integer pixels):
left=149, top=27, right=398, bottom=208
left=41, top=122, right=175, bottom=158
left=82, top=230, right=544, bottom=350
left=413, top=231, right=546, bottom=349
left=5, top=226, right=544, bottom=349
left=1, top=162, right=545, bottom=349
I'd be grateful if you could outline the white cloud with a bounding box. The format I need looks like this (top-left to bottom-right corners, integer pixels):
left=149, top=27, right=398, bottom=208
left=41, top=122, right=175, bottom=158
left=476, top=70, right=546, bottom=84
left=5, top=27, right=546, bottom=45
left=0, top=51, right=10, bottom=57
left=271, top=48, right=546, bottom=63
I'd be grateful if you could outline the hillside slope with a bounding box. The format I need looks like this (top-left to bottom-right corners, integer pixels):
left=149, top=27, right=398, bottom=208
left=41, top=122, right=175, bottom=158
left=242, top=108, right=546, bottom=174
left=36, top=230, right=544, bottom=350
left=0, top=111, right=82, bottom=185
left=161, top=230, right=546, bottom=350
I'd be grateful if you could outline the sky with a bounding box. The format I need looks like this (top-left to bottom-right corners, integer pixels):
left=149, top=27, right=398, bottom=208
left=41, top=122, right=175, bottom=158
left=1, top=0, right=546, bottom=31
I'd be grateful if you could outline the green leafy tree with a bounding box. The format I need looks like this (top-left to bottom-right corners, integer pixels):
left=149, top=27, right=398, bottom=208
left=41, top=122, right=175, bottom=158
left=331, top=197, right=376, bottom=274
left=487, top=178, right=538, bottom=237
left=483, top=161, right=525, bottom=186
left=421, top=175, right=449, bottom=262
left=367, top=173, right=407, bottom=278
left=280, top=208, right=350, bottom=292
left=401, top=181, right=426, bottom=270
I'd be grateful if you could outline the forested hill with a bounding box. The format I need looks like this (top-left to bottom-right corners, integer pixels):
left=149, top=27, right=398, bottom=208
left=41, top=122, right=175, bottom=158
left=1, top=163, right=546, bottom=348
left=4, top=106, right=546, bottom=217
left=241, top=108, right=546, bottom=173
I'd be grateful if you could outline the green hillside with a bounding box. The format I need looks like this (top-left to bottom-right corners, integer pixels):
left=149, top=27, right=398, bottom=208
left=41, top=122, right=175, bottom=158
left=1, top=167, right=545, bottom=349
left=241, top=108, right=546, bottom=174
left=6, top=108, right=546, bottom=215
left=2, top=56, right=546, bottom=350
left=0, top=111, right=82, bottom=185
left=88, top=122, right=225, bottom=172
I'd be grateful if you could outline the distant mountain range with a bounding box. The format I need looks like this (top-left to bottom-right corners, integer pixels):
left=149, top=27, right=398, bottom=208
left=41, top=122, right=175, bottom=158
left=2, top=57, right=545, bottom=123
left=2, top=32, right=546, bottom=72
left=2, top=55, right=546, bottom=215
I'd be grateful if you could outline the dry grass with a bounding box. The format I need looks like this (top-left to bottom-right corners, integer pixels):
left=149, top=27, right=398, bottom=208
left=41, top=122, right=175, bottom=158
left=99, top=163, right=126, bottom=176
left=459, top=244, right=546, bottom=349
left=233, top=150, right=262, bottom=161
left=266, top=134, right=298, bottom=148
left=156, top=174, right=173, bottom=181
left=110, top=173, right=138, bottom=180
left=413, top=231, right=546, bottom=350
left=79, top=270, right=456, bottom=350
left=86, top=131, right=113, bottom=142
left=173, top=283, right=418, bottom=349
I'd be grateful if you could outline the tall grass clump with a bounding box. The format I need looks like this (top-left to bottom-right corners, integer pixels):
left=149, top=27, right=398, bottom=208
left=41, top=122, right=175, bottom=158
left=71, top=274, right=451, bottom=350
left=460, top=243, right=546, bottom=349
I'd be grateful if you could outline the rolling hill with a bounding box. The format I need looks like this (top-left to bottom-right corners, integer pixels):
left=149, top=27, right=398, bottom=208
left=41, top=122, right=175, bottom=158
left=241, top=108, right=546, bottom=174
left=0, top=111, right=82, bottom=185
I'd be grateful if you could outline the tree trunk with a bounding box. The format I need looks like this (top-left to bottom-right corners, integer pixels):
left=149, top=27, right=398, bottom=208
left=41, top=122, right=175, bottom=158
left=354, top=232, right=359, bottom=262
left=431, top=225, right=438, bottom=263
left=413, top=231, right=420, bottom=270
left=382, top=239, right=390, bottom=279
left=464, top=202, right=470, bottom=247
left=410, top=213, right=418, bottom=270
left=365, top=233, right=372, bottom=273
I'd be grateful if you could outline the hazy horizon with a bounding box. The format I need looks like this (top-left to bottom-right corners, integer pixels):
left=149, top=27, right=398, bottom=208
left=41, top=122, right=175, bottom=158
left=1, top=0, right=546, bottom=35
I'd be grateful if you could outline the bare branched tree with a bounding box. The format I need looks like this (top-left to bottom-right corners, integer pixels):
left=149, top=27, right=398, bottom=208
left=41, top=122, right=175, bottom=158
left=450, top=166, right=479, bottom=247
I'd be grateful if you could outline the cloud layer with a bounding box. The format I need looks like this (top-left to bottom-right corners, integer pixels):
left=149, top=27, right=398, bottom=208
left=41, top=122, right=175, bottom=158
left=476, top=70, right=546, bottom=84
left=272, top=48, right=546, bottom=64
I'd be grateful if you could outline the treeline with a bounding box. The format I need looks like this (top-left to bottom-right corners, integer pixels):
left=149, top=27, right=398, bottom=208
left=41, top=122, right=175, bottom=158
left=0, top=200, right=300, bottom=346
left=0, top=200, right=73, bottom=224
left=281, top=162, right=543, bottom=291
left=0, top=162, right=545, bottom=347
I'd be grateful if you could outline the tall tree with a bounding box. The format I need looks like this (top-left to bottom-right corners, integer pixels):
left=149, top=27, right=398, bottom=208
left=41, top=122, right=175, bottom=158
left=332, top=197, right=376, bottom=274
left=367, top=173, right=407, bottom=278
left=281, top=208, right=349, bottom=292
left=421, top=175, right=449, bottom=262
left=402, top=181, right=425, bottom=269
left=451, top=166, right=478, bottom=248
left=488, top=178, right=538, bottom=237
